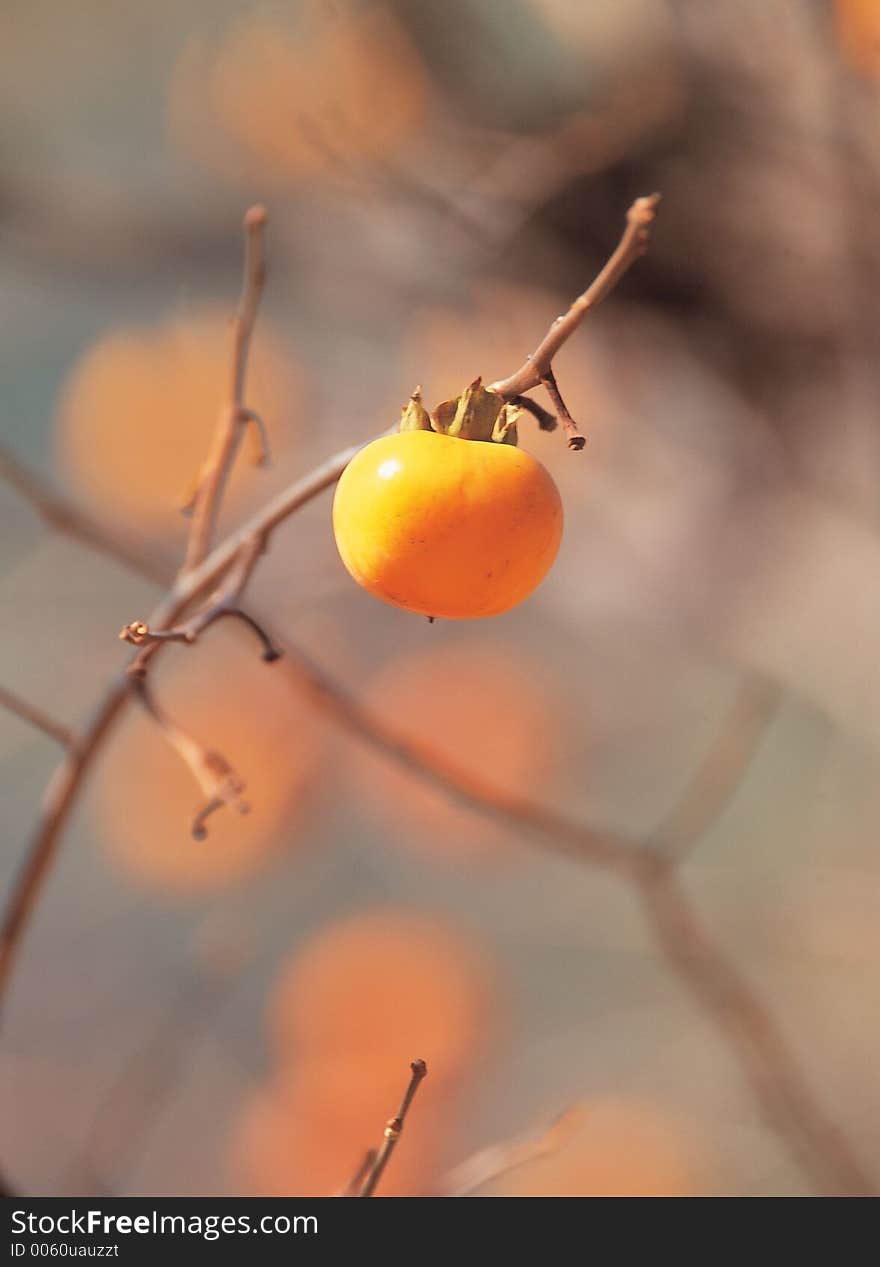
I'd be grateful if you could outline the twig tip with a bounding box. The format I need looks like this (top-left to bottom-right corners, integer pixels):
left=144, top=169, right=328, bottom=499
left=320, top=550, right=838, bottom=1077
left=244, top=204, right=268, bottom=230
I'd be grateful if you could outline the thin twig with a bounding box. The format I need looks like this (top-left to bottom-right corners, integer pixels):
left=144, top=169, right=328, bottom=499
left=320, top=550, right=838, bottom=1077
left=540, top=367, right=585, bottom=450
left=637, top=862, right=877, bottom=1197
left=357, top=1060, right=428, bottom=1197
left=0, top=445, right=168, bottom=586
left=270, top=636, right=877, bottom=1197
left=1, top=204, right=874, bottom=1198
left=444, top=1105, right=585, bottom=1196
left=340, top=1150, right=378, bottom=1197
left=489, top=193, right=661, bottom=400
left=0, top=685, right=74, bottom=750
left=121, top=535, right=280, bottom=666
left=130, top=676, right=249, bottom=840
left=649, top=678, right=781, bottom=863
left=0, top=435, right=376, bottom=1008
left=0, top=681, right=132, bottom=1003
left=278, top=639, right=635, bottom=873
left=510, top=394, right=558, bottom=433
left=183, top=205, right=269, bottom=573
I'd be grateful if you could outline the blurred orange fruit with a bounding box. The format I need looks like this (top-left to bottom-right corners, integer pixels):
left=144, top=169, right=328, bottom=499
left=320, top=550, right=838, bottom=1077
left=168, top=5, right=430, bottom=189
left=233, top=1059, right=447, bottom=1196
left=236, top=908, right=495, bottom=1195
left=88, top=628, right=322, bottom=895
left=835, top=0, right=880, bottom=80
left=348, top=641, right=564, bottom=860
left=55, top=306, right=295, bottom=538
left=488, top=1098, right=699, bottom=1196
left=269, top=909, right=492, bottom=1078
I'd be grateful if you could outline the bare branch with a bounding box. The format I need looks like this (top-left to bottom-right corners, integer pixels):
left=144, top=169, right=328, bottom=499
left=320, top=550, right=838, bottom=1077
left=357, top=1060, right=428, bottom=1197
left=239, top=409, right=271, bottom=467
left=339, top=1150, right=378, bottom=1198
left=277, top=638, right=634, bottom=873
left=0, top=434, right=372, bottom=1010
left=271, top=636, right=877, bottom=1197
left=130, top=676, right=249, bottom=840
left=638, top=863, right=877, bottom=1197
left=650, top=678, right=781, bottom=863
left=0, top=682, right=131, bottom=1004
left=121, top=535, right=280, bottom=665
left=510, top=394, right=557, bottom=433
left=0, top=684, right=74, bottom=750
left=1, top=202, right=874, bottom=1199
left=489, top=193, right=661, bottom=400
left=539, top=367, right=585, bottom=451
left=0, top=445, right=167, bottom=586
left=183, top=205, right=269, bottom=573
left=444, top=1105, right=585, bottom=1196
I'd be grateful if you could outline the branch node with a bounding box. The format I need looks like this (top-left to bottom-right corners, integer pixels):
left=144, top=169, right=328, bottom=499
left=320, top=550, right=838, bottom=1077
left=355, top=1059, right=428, bottom=1196
left=119, top=620, right=151, bottom=646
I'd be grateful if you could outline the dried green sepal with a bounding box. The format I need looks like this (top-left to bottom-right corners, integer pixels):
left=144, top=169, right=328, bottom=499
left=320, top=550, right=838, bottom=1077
left=492, top=401, right=521, bottom=446
left=399, top=387, right=433, bottom=432
left=427, top=378, right=515, bottom=444
left=430, top=395, right=458, bottom=434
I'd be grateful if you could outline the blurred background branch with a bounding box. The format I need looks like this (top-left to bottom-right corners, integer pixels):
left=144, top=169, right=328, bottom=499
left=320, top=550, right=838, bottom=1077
left=2, top=0, right=879, bottom=1200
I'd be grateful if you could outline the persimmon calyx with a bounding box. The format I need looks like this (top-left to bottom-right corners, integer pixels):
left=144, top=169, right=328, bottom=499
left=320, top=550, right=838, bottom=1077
left=398, top=379, right=522, bottom=445
left=399, top=387, right=433, bottom=433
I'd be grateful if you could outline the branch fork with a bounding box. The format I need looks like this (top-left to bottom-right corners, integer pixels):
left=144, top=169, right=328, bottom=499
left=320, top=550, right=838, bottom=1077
left=490, top=191, right=661, bottom=450
left=7, top=194, right=873, bottom=1200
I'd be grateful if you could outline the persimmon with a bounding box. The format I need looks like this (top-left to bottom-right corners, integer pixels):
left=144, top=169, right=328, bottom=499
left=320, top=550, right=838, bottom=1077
left=397, top=282, right=602, bottom=472
left=349, top=641, right=563, bottom=860
left=55, top=307, right=294, bottom=538
left=87, top=630, right=321, bottom=895
left=332, top=384, right=563, bottom=620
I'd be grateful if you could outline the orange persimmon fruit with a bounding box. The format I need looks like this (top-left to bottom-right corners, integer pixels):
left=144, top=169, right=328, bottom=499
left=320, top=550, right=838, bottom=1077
left=332, top=385, right=563, bottom=620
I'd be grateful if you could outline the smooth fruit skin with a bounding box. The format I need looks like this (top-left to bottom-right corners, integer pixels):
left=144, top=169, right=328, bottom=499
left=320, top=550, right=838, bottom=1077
left=332, top=429, right=563, bottom=619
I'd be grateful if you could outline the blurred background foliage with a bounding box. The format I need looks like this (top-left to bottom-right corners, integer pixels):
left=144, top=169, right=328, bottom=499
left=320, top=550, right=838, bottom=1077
left=1, top=0, right=880, bottom=1196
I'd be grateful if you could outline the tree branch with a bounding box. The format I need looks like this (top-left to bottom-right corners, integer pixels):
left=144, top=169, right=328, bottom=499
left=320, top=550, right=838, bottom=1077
left=120, top=534, right=280, bottom=666
left=638, top=863, right=877, bottom=1197
left=443, top=1105, right=584, bottom=1196
left=0, top=445, right=168, bottom=587
left=0, top=684, right=74, bottom=750
left=357, top=1059, right=428, bottom=1196
left=489, top=193, right=661, bottom=400
left=182, top=205, right=269, bottom=573
left=0, top=430, right=378, bottom=1009
left=340, top=1150, right=378, bottom=1197
left=2, top=201, right=874, bottom=1198
left=270, top=635, right=877, bottom=1197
